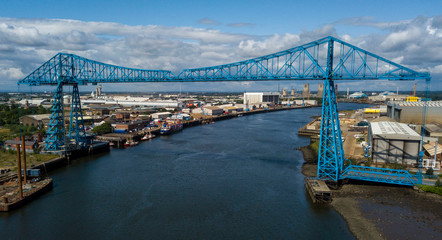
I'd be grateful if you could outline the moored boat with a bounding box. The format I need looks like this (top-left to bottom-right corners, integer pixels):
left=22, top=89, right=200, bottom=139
left=141, top=133, right=156, bottom=140
left=124, top=140, right=138, bottom=147
left=160, top=121, right=183, bottom=135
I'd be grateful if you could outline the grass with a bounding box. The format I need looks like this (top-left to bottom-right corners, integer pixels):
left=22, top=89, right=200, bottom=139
left=309, top=141, right=319, bottom=155
left=0, top=129, right=10, bottom=134
left=0, top=150, right=58, bottom=170
left=417, top=185, right=442, bottom=196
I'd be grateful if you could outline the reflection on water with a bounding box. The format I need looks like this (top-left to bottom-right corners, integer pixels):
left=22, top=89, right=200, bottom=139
left=1, top=104, right=367, bottom=239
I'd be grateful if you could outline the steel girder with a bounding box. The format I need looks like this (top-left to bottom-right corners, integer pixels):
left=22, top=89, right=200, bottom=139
left=18, top=53, right=175, bottom=86
left=19, top=36, right=431, bottom=186
left=18, top=36, right=430, bottom=86
left=68, top=84, right=87, bottom=149
left=341, top=165, right=418, bottom=186
left=45, top=82, right=65, bottom=151
left=317, top=39, right=345, bottom=182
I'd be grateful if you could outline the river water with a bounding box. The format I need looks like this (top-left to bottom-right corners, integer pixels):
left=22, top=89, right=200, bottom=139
left=1, top=103, right=369, bottom=239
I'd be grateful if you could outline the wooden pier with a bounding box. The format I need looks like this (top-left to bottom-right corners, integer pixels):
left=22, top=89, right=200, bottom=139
left=305, top=177, right=332, bottom=203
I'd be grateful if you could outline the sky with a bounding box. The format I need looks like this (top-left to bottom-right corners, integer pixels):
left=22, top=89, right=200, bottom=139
left=0, top=0, right=441, bottom=93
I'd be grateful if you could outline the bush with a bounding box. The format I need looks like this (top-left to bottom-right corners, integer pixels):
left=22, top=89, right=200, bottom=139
left=419, top=185, right=442, bottom=196
left=435, top=178, right=442, bottom=187
left=92, top=122, right=113, bottom=135
left=425, top=168, right=434, bottom=176
left=309, top=141, right=319, bottom=155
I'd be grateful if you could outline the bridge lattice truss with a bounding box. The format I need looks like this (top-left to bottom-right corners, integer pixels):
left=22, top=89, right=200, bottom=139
left=18, top=36, right=430, bottom=186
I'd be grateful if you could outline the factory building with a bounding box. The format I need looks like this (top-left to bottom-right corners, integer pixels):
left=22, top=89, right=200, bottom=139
left=423, top=123, right=442, bottom=142
left=348, top=91, right=367, bottom=99
left=243, top=92, right=280, bottom=105
left=82, top=98, right=185, bottom=109
left=20, top=114, right=51, bottom=128
left=151, top=112, right=172, bottom=120
left=368, top=121, right=421, bottom=165
left=203, top=106, right=223, bottom=116
left=387, top=101, right=442, bottom=124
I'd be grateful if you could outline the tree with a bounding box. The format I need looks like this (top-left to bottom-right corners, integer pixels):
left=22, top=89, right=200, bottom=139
left=435, top=178, right=441, bottom=187
left=92, top=122, right=113, bottom=135
left=426, top=168, right=434, bottom=176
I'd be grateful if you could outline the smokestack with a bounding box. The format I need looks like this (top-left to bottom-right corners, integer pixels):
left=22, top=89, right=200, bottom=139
left=291, top=88, right=295, bottom=96
left=303, top=84, right=309, bottom=98
left=413, top=83, right=416, bottom=96
left=317, top=83, right=324, bottom=98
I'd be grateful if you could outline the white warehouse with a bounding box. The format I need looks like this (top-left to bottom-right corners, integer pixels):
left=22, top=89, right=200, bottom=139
left=368, top=121, right=421, bottom=165
left=243, top=92, right=280, bottom=105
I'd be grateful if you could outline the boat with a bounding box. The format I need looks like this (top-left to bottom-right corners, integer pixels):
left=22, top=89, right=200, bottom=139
left=124, top=140, right=138, bottom=147
left=141, top=133, right=156, bottom=140
left=160, top=121, right=183, bottom=135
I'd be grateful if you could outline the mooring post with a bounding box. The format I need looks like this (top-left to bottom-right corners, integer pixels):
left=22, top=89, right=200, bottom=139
left=22, top=136, right=27, bottom=183
left=16, top=144, right=23, bottom=199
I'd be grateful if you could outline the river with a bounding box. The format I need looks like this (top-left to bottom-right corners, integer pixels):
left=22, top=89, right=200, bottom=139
left=1, top=103, right=370, bottom=239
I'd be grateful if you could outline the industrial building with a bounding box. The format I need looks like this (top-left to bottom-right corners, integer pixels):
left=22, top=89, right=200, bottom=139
left=294, top=100, right=318, bottom=105
left=151, top=112, right=172, bottom=120
left=243, top=92, right=280, bottom=105
left=368, top=121, right=421, bottom=165
left=348, top=91, right=367, bottom=99
left=203, top=106, right=223, bottom=116
left=82, top=97, right=185, bottom=109
left=387, top=101, right=442, bottom=124
left=20, top=114, right=51, bottom=128
left=423, top=123, right=442, bottom=142
left=4, top=140, right=38, bottom=151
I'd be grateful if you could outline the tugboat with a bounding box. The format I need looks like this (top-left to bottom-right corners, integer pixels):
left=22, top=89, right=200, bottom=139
left=124, top=140, right=138, bottom=147
left=160, top=121, right=183, bottom=135
left=141, top=132, right=156, bottom=140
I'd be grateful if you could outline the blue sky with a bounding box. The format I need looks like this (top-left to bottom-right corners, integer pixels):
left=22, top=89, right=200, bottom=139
left=0, top=0, right=441, bottom=92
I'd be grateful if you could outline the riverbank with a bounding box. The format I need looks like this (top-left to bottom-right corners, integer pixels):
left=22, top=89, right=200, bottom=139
left=299, top=145, right=442, bottom=239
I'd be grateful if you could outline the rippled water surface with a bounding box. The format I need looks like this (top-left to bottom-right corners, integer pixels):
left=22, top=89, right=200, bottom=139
left=1, top=104, right=368, bottom=239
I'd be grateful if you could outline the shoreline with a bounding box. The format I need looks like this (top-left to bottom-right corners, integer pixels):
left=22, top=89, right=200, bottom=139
left=298, top=145, right=442, bottom=239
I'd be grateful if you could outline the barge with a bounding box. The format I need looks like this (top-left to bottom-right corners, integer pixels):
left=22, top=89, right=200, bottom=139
left=0, top=178, right=53, bottom=212
left=305, top=177, right=332, bottom=203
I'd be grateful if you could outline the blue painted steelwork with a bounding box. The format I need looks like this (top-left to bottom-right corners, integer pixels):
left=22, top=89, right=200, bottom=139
left=45, top=82, right=65, bottom=151
left=341, top=165, right=418, bottom=186
left=18, top=53, right=174, bottom=86
left=68, top=84, right=87, bottom=149
left=18, top=37, right=429, bottom=86
left=18, top=36, right=430, bottom=186
left=317, top=39, right=346, bottom=182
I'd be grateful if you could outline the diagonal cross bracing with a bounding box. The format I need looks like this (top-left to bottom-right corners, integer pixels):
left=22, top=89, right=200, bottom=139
left=18, top=37, right=430, bottom=186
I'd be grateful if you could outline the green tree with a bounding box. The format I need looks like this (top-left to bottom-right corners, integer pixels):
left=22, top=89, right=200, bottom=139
left=92, top=122, right=113, bottom=135
left=426, top=168, right=434, bottom=176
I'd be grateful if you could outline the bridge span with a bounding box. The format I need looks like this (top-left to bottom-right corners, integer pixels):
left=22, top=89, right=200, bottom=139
left=18, top=36, right=430, bottom=186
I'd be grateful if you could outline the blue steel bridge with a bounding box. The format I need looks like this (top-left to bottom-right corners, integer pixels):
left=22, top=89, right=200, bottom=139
left=18, top=36, right=430, bottom=186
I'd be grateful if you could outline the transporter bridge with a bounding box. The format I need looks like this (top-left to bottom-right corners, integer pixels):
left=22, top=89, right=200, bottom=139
left=18, top=36, right=430, bottom=186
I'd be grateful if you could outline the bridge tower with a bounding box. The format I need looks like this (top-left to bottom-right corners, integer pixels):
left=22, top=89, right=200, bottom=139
left=45, top=82, right=65, bottom=151
left=317, top=38, right=345, bottom=181
left=44, top=54, right=87, bottom=151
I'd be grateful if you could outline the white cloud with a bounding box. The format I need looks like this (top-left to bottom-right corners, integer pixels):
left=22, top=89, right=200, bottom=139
left=0, top=15, right=441, bottom=92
